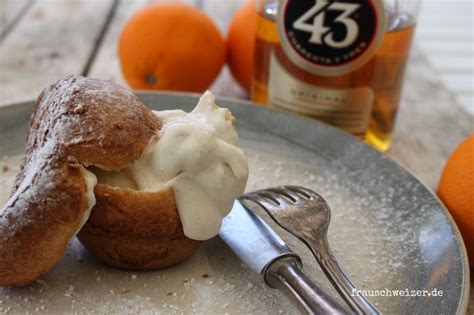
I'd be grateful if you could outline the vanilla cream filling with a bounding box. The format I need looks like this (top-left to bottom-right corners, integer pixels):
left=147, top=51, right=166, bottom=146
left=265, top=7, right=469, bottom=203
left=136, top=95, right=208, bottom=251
left=76, top=167, right=98, bottom=235
left=95, top=91, right=249, bottom=240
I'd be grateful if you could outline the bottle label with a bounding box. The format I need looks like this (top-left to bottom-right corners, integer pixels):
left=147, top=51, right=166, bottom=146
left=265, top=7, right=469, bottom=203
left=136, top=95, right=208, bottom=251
left=278, top=0, right=386, bottom=76
left=268, top=52, right=374, bottom=135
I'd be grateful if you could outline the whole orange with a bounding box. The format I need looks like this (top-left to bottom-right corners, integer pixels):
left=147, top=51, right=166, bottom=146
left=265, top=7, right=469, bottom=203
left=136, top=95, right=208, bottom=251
left=227, top=0, right=257, bottom=93
left=119, top=3, right=225, bottom=92
left=438, top=134, right=474, bottom=267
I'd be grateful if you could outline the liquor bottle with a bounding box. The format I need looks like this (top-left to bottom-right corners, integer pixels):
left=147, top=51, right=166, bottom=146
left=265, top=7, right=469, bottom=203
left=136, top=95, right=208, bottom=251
left=251, top=0, right=420, bottom=151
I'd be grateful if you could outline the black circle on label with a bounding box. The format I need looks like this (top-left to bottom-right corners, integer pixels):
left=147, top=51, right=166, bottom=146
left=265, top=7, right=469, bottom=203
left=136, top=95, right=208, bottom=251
left=283, top=0, right=378, bottom=67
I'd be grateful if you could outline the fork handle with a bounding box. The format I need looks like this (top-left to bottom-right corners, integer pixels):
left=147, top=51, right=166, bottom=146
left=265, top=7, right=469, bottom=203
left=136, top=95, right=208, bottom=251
left=265, top=257, right=350, bottom=315
left=309, top=238, right=380, bottom=315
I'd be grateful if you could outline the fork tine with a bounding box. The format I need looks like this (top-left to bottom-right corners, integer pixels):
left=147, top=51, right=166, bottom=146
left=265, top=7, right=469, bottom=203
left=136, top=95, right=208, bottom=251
left=284, top=186, right=312, bottom=199
left=265, top=188, right=298, bottom=202
left=257, top=191, right=280, bottom=204
left=286, top=186, right=323, bottom=201
left=258, top=190, right=291, bottom=206
left=277, top=187, right=305, bottom=202
left=239, top=192, right=279, bottom=211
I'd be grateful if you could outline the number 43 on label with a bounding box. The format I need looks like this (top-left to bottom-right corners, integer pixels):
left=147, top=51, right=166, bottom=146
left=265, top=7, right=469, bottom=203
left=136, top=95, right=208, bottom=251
left=293, top=1, right=361, bottom=48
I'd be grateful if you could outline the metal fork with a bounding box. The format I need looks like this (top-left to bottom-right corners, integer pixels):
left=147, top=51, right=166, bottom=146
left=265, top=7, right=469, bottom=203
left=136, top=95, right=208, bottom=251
left=239, top=186, right=380, bottom=315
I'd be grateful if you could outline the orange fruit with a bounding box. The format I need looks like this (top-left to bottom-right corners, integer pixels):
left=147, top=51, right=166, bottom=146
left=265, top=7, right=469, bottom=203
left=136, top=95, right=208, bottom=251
left=227, top=0, right=257, bottom=93
left=438, top=134, right=474, bottom=267
left=119, top=3, right=225, bottom=92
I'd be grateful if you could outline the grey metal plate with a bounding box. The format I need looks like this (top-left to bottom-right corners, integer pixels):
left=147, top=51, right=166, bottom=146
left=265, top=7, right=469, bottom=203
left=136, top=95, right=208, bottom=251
left=0, top=92, right=469, bottom=314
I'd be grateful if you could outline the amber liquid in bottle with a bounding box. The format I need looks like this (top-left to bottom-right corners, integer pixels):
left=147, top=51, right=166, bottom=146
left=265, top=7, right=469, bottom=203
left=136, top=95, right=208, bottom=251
left=251, top=11, right=415, bottom=151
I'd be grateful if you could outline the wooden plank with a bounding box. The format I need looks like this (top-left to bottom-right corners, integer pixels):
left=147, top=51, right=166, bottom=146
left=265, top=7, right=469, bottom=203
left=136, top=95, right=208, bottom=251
left=88, top=0, right=196, bottom=86
left=0, top=0, right=114, bottom=106
left=88, top=0, right=247, bottom=98
left=202, top=0, right=248, bottom=98
left=388, top=48, right=473, bottom=190
left=458, top=95, right=474, bottom=115
left=0, top=0, right=31, bottom=41
left=417, top=0, right=474, bottom=119
left=201, top=0, right=246, bottom=34
left=86, top=0, right=151, bottom=86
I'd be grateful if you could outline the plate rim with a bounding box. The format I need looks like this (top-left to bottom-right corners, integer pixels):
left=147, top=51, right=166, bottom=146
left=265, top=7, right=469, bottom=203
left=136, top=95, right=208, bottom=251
left=0, top=91, right=470, bottom=313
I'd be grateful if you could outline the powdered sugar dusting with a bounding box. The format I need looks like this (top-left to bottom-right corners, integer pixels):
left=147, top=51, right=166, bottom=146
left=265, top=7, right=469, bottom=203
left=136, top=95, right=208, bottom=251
left=0, top=132, right=460, bottom=313
left=0, top=155, right=21, bottom=208
left=1, top=75, right=160, bottom=241
left=0, top=77, right=92, bottom=234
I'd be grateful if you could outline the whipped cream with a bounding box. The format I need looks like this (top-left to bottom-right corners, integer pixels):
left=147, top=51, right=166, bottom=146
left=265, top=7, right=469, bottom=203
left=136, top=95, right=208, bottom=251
left=96, top=91, right=249, bottom=240
left=76, top=167, right=97, bottom=235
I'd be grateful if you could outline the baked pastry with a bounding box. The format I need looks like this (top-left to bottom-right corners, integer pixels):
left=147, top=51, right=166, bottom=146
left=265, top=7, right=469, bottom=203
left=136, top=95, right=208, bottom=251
left=0, top=76, right=160, bottom=286
left=78, top=91, right=248, bottom=269
left=0, top=76, right=248, bottom=286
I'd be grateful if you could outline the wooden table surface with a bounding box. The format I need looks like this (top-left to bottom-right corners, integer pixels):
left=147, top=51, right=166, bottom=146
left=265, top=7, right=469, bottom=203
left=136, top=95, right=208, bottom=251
left=0, top=0, right=472, bottom=313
